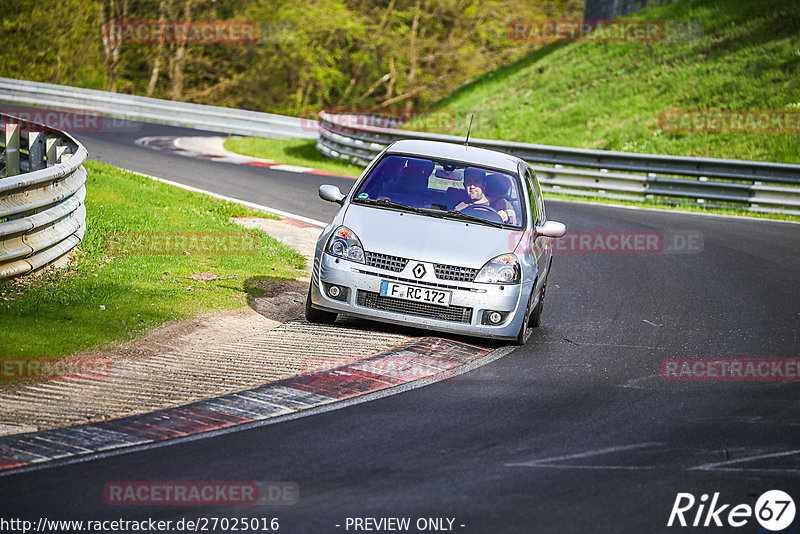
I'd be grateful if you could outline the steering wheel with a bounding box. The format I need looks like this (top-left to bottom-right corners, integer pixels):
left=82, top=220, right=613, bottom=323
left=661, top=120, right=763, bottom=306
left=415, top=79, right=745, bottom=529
left=459, top=204, right=504, bottom=224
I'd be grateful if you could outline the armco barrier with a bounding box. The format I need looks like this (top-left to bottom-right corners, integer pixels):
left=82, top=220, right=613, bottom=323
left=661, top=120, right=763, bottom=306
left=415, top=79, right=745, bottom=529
left=0, top=113, right=87, bottom=279
left=2, top=78, right=796, bottom=214
left=316, top=111, right=800, bottom=215
left=0, top=77, right=316, bottom=140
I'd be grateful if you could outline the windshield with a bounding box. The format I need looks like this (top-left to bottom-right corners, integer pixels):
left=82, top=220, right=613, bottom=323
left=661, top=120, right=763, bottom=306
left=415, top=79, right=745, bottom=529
left=353, top=155, right=524, bottom=228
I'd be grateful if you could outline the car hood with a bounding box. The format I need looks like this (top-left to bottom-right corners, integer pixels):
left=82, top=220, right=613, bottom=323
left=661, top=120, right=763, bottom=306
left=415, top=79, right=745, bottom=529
left=343, top=203, right=521, bottom=268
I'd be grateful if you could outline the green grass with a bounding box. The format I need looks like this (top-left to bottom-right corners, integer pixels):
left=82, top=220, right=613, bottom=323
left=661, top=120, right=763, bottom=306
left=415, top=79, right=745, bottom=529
left=420, top=0, right=800, bottom=164
left=224, top=137, right=363, bottom=177
left=0, top=160, right=306, bottom=359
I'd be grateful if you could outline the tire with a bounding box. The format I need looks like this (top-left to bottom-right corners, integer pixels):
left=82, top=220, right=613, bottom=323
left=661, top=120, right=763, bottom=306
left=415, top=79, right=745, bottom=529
left=305, top=284, right=338, bottom=324
left=514, top=280, right=546, bottom=345
left=529, top=280, right=546, bottom=328
left=514, top=291, right=533, bottom=346
left=514, top=315, right=529, bottom=346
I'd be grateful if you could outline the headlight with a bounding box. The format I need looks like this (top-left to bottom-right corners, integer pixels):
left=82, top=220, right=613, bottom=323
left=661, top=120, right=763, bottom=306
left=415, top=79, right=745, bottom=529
left=326, top=226, right=365, bottom=263
left=474, top=254, right=520, bottom=284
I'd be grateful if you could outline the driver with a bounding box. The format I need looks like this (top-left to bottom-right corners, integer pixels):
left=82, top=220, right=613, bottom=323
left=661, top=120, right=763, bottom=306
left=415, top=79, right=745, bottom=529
left=485, top=172, right=517, bottom=225
left=455, top=168, right=512, bottom=223
left=455, top=168, right=489, bottom=209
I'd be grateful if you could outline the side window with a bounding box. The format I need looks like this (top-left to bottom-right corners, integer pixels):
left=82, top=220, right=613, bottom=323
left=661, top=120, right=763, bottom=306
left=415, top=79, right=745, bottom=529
left=531, top=167, right=546, bottom=223
left=521, top=166, right=540, bottom=224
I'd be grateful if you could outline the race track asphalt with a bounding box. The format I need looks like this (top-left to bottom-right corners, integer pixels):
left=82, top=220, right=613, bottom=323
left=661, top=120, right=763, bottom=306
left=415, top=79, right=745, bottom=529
left=1, top=117, right=798, bottom=533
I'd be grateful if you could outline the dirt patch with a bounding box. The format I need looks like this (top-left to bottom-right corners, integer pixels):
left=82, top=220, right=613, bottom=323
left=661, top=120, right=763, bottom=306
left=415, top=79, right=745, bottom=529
left=182, top=272, right=238, bottom=283
left=245, top=277, right=308, bottom=325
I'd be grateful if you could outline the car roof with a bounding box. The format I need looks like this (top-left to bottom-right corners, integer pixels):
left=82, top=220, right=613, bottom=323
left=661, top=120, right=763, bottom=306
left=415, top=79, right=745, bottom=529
left=384, top=139, right=523, bottom=173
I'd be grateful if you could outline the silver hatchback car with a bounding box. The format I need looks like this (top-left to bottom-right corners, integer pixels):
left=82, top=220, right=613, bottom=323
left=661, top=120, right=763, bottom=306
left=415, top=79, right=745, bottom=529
left=306, top=139, right=566, bottom=344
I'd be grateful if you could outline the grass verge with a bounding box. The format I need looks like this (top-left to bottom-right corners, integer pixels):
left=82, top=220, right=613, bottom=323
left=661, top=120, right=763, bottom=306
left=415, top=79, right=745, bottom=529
left=0, top=160, right=306, bottom=359
left=422, top=0, right=800, bottom=164
left=224, top=137, right=363, bottom=177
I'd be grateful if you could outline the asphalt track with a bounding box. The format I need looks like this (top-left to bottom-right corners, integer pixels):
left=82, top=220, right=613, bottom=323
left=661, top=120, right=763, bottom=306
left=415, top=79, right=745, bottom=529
left=1, top=117, right=799, bottom=533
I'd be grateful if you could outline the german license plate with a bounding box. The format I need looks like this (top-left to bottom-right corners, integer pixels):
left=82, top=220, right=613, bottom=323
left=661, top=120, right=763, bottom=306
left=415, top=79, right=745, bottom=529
left=380, top=281, right=451, bottom=307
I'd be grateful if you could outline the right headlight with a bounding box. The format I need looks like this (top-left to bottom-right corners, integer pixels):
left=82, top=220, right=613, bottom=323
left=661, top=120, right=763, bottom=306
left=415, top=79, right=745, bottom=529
left=326, top=226, right=365, bottom=263
left=474, top=254, right=520, bottom=284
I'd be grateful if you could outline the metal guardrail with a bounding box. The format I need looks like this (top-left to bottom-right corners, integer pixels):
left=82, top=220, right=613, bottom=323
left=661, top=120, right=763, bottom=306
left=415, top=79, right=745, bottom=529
left=316, top=111, right=800, bottom=215
left=0, top=113, right=87, bottom=279
left=0, top=77, right=317, bottom=140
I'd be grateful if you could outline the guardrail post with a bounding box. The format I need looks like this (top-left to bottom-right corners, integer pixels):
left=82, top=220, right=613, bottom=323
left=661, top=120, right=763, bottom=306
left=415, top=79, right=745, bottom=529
left=28, top=131, right=46, bottom=170
left=56, top=145, right=68, bottom=163
left=46, top=137, right=59, bottom=167
left=4, top=122, right=20, bottom=176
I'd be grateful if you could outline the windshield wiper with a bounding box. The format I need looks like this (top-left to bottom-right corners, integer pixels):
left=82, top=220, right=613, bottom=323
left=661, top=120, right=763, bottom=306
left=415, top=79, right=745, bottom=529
left=444, top=209, right=504, bottom=228
left=417, top=208, right=504, bottom=228
left=355, top=198, right=421, bottom=213
left=356, top=200, right=503, bottom=228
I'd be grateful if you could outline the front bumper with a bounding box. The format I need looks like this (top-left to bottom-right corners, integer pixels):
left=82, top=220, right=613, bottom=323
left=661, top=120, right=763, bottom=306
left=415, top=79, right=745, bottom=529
left=310, top=253, right=532, bottom=340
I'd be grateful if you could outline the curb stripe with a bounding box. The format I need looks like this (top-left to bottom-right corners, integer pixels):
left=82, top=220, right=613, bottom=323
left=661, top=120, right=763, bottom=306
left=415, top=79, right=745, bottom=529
left=0, top=336, right=491, bottom=475
left=0, top=457, right=25, bottom=469
left=99, top=420, right=182, bottom=440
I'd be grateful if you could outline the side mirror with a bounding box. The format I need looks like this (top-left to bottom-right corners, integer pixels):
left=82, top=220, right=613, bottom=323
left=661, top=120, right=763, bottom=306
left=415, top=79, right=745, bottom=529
left=319, top=184, right=345, bottom=205
left=535, top=220, right=566, bottom=238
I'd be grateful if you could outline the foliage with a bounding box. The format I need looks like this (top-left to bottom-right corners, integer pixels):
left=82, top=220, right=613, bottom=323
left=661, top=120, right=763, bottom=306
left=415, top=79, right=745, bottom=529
left=0, top=0, right=582, bottom=112
left=422, top=0, right=800, bottom=163
left=0, top=0, right=106, bottom=88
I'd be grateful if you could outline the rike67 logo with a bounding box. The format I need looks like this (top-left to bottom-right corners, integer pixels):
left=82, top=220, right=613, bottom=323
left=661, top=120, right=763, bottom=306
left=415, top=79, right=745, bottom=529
left=668, top=490, right=795, bottom=531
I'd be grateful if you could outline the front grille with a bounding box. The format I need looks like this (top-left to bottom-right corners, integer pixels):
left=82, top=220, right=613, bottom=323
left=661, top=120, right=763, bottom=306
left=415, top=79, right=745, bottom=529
left=356, top=290, right=473, bottom=324
left=434, top=263, right=479, bottom=282
left=365, top=251, right=408, bottom=272
left=364, top=251, right=478, bottom=283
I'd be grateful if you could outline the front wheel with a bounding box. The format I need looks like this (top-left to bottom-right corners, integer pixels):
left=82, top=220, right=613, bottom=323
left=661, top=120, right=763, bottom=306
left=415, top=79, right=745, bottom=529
left=514, top=281, right=546, bottom=346
left=529, top=280, right=546, bottom=328
left=305, top=284, right=338, bottom=324
left=514, top=315, right=529, bottom=346
left=514, top=291, right=533, bottom=346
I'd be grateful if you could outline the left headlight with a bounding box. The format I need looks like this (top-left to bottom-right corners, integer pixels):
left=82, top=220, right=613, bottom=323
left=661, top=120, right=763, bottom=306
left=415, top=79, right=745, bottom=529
left=326, top=226, right=365, bottom=263
left=474, top=254, right=520, bottom=284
